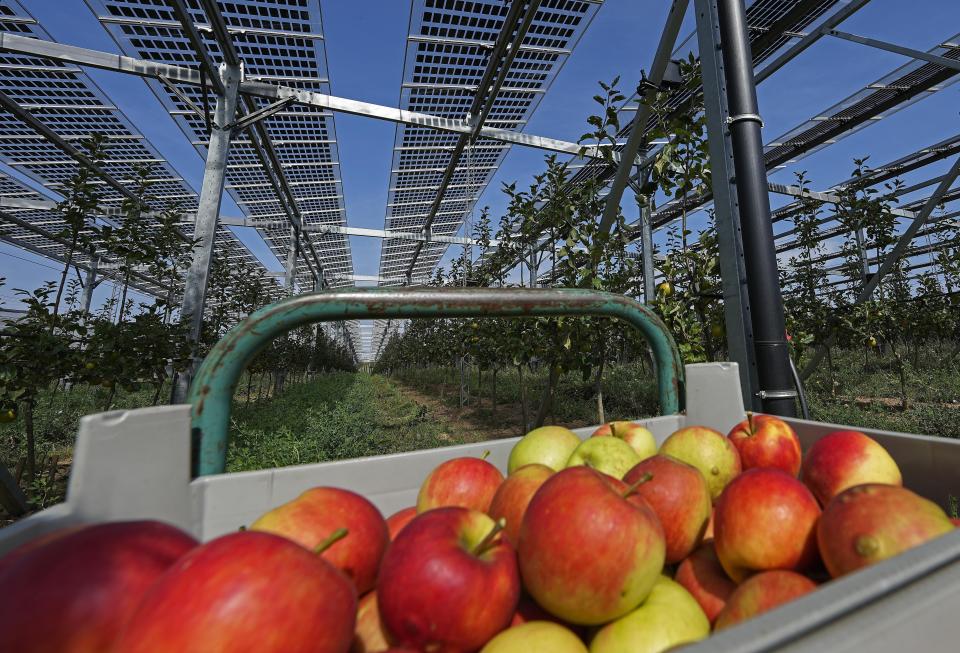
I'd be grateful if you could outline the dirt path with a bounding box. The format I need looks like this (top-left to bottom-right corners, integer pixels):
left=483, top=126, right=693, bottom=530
left=392, top=383, right=524, bottom=443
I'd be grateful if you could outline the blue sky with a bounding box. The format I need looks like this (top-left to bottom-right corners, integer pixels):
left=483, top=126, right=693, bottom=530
left=1, top=0, right=958, bottom=310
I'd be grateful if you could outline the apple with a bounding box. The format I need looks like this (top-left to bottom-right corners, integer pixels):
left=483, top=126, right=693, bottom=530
left=952, top=518, right=960, bottom=527
left=704, top=506, right=716, bottom=540
left=481, top=621, right=587, bottom=653
left=416, top=456, right=504, bottom=514
left=508, top=426, right=582, bottom=473
left=114, top=531, right=356, bottom=653
left=377, top=507, right=520, bottom=652
left=817, top=484, right=955, bottom=578
left=489, top=463, right=554, bottom=545
left=251, top=486, right=389, bottom=594
left=0, top=520, right=196, bottom=653
left=591, top=422, right=657, bottom=460
left=517, top=466, right=665, bottom=625
left=674, top=541, right=736, bottom=624
left=727, top=413, right=802, bottom=476
left=0, top=524, right=88, bottom=576
left=385, top=507, right=417, bottom=541
left=589, top=576, right=710, bottom=653
left=565, top=436, right=641, bottom=479
left=801, top=430, right=902, bottom=506
left=622, top=455, right=711, bottom=563
left=659, top=426, right=741, bottom=500
left=714, top=468, right=821, bottom=582
left=352, top=591, right=390, bottom=653
left=714, top=570, right=817, bottom=630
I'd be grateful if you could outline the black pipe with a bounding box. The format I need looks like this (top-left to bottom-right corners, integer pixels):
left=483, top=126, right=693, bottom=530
left=716, top=0, right=796, bottom=417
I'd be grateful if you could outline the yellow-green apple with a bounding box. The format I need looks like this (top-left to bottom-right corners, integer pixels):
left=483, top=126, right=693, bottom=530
left=714, top=570, right=817, bottom=630
left=674, top=541, right=736, bottom=624
left=622, top=455, right=711, bottom=563
left=482, top=621, right=587, bottom=653
left=714, top=468, right=821, bottom=582
left=489, top=464, right=554, bottom=545
left=591, top=422, right=657, bottom=460
left=113, top=531, right=356, bottom=653
left=377, top=507, right=520, bottom=652
left=352, top=591, right=390, bottom=653
left=517, top=466, right=665, bottom=625
left=589, top=576, right=710, bottom=653
left=508, top=426, right=581, bottom=473
left=385, top=507, right=417, bottom=541
left=565, top=436, right=641, bottom=479
left=801, top=430, right=902, bottom=506
left=817, top=484, right=955, bottom=578
left=0, top=521, right=196, bottom=653
left=727, top=413, right=802, bottom=476
left=416, top=456, right=504, bottom=514
left=251, top=486, right=389, bottom=594
left=659, top=426, right=741, bottom=500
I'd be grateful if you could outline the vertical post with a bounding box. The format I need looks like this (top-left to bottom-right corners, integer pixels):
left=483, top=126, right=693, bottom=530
left=694, top=0, right=760, bottom=410
left=81, top=257, right=98, bottom=316
left=285, top=226, right=298, bottom=293
left=636, top=163, right=656, bottom=304
left=173, top=63, right=241, bottom=404
left=854, top=227, right=870, bottom=285
left=714, top=0, right=796, bottom=416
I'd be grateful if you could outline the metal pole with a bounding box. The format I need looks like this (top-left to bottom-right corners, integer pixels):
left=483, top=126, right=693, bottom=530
left=693, top=0, right=759, bottom=410
left=285, top=226, right=297, bottom=293
left=639, top=198, right=656, bottom=304
left=854, top=226, right=870, bottom=286
left=714, top=0, right=795, bottom=416
left=173, top=63, right=241, bottom=404
left=81, top=257, right=98, bottom=315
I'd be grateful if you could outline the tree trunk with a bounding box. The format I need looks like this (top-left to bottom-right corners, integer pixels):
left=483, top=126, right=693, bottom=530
left=24, top=399, right=36, bottom=484
left=594, top=358, right=606, bottom=425
left=245, top=372, right=254, bottom=406
left=51, top=232, right=79, bottom=331
left=117, top=269, right=131, bottom=324
left=491, top=367, right=497, bottom=417
left=152, top=383, right=163, bottom=406
left=477, top=368, right=483, bottom=409
left=517, top=365, right=528, bottom=434
left=826, top=346, right=836, bottom=397
left=533, top=365, right=560, bottom=429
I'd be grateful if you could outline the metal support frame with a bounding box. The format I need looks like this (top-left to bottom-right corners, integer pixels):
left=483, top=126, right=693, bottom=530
left=827, top=29, right=960, bottom=73
left=285, top=225, right=298, bottom=293
left=800, top=154, right=960, bottom=380
left=712, top=0, right=795, bottom=417
left=174, top=63, right=242, bottom=403
left=405, top=0, right=541, bottom=279
left=694, top=0, right=760, bottom=410
left=81, top=257, right=99, bottom=315
left=598, top=0, right=689, bottom=235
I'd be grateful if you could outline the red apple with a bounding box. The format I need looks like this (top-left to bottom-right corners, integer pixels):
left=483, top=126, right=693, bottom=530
left=489, top=463, right=554, bottom=545
left=727, top=413, right=802, bottom=476
left=353, top=591, right=390, bottom=653
left=659, top=426, right=741, bottom=501
left=0, top=521, right=197, bottom=653
left=377, top=507, right=520, bottom=652
left=591, top=421, right=657, bottom=460
left=714, top=468, right=821, bottom=582
left=0, top=524, right=88, bottom=576
left=817, top=484, right=955, bottom=578
left=251, top=486, right=389, bottom=594
left=674, top=542, right=736, bottom=624
left=952, top=518, right=960, bottom=527
left=714, top=570, right=817, bottom=630
left=385, top=507, right=417, bottom=541
left=114, top=531, right=356, bottom=653
left=622, top=455, right=711, bottom=563
left=517, top=466, right=665, bottom=625
left=801, top=430, right=902, bottom=506
left=416, top=456, right=504, bottom=514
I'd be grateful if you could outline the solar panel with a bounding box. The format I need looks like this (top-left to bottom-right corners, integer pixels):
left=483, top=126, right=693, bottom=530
left=86, top=0, right=354, bottom=289
left=0, top=0, right=268, bottom=298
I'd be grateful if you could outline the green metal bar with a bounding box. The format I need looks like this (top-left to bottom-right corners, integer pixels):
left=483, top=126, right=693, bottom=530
left=189, top=287, right=685, bottom=476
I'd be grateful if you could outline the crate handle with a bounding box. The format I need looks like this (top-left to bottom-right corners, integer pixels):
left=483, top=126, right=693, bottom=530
left=188, top=287, right=685, bottom=476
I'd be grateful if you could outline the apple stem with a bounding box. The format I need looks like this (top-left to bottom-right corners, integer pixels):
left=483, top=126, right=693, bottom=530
left=622, top=472, right=653, bottom=497
left=472, top=518, right=506, bottom=556
left=480, top=450, right=491, bottom=461
left=238, top=525, right=247, bottom=532
left=746, top=411, right=754, bottom=433
left=314, top=527, right=349, bottom=555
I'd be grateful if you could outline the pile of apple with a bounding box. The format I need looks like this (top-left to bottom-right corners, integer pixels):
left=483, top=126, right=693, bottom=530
left=1, top=416, right=958, bottom=653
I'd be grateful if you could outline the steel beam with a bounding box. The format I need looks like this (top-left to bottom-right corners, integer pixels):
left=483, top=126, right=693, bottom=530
left=694, top=0, right=760, bottom=410
left=598, top=0, right=688, bottom=235
left=827, top=29, right=960, bottom=73
left=178, top=63, right=241, bottom=358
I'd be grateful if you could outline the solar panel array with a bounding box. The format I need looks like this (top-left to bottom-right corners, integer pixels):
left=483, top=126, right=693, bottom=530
left=86, top=0, right=354, bottom=289
left=0, top=0, right=269, bottom=301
